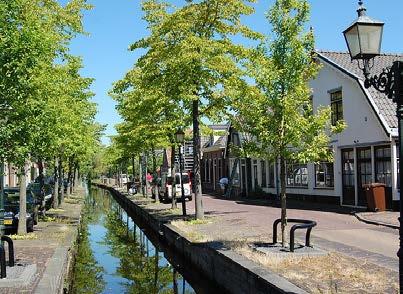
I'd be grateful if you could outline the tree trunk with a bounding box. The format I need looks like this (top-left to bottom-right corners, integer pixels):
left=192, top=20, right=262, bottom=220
left=53, top=157, right=59, bottom=209
left=193, top=99, right=204, bottom=219
left=144, top=154, right=149, bottom=198
left=66, top=156, right=73, bottom=197
left=171, top=145, right=177, bottom=209
left=38, top=158, right=44, bottom=193
left=139, top=156, right=143, bottom=196
left=74, top=162, right=83, bottom=187
left=132, top=155, right=135, bottom=182
left=18, top=161, right=29, bottom=235
left=58, top=156, right=64, bottom=204
left=152, top=147, right=158, bottom=203
left=280, top=155, right=287, bottom=247
left=71, top=161, right=77, bottom=193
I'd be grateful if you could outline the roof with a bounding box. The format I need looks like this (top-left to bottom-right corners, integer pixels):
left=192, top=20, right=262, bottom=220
left=213, top=135, right=227, bottom=148
left=208, top=124, right=229, bottom=131
left=317, top=51, right=403, bottom=132
left=202, top=135, right=227, bottom=153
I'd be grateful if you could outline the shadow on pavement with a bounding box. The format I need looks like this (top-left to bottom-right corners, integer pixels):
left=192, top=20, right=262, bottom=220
left=204, top=192, right=364, bottom=215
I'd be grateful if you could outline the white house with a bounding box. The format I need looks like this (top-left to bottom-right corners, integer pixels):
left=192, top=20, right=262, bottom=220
left=227, top=51, right=402, bottom=210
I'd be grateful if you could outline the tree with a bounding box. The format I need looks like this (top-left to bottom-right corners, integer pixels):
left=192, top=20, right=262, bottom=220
left=126, top=0, right=261, bottom=219
left=231, top=0, right=345, bottom=246
left=0, top=0, right=95, bottom=234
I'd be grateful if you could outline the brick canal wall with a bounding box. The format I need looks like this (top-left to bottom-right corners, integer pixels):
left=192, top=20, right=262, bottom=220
left=95, top=183, right=306, bottom=294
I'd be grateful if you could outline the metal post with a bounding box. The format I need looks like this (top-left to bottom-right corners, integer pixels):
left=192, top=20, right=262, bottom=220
left=0, top=161, right=4, bottom=237
left=178, top=144, right=187, bottom=216
left=394, top=61, right=403, bottom=292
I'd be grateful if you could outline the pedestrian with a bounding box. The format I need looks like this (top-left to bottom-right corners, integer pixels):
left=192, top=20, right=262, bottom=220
left=219, top=177, right=229, bottom=196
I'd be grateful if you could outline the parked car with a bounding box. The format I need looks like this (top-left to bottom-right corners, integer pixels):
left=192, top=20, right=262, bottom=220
left=27, top=183, right=53, bottom=214
left=3, top=187, right=39, bottom=232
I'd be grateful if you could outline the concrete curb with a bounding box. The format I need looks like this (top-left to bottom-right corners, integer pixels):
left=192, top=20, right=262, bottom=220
left=35, top=247, right=69, bottom=294
left=97, top=183, right=308, bottom=294
left=354, top=213, right=399, bottom=230
left=34, top=202, right=81, bottom=293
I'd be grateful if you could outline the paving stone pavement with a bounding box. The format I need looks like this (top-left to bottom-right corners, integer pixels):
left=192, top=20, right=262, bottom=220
left=0, top=188, right=84, bottom=293
left=181, top=193, right=399, bottom=272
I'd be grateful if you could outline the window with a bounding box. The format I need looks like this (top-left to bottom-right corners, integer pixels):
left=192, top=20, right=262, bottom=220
left=229, top=159, right=240, bottom=186
left=315, top=162, right=334, bottom=188
left=232, top=132, right=240, bottom=146
left=209, top=159, right=214, bottom=183
left=261, top=160, right=267, bottom=188
left=268, top=162, right=275, bottom=187
left=286, top=163, right=308, bottom=187
left=375, top=146, right=392, bottom=187
left=253, top=160, right=258, bottom=188
left=218, top=159, right=222, bottom=179
left=358, top=147, right=372, bottom=186
left=330, top=90, right=343, bottom=125
left=210, top=159, right=213, bottom=183
left=342, top=149, right=355, bottom=187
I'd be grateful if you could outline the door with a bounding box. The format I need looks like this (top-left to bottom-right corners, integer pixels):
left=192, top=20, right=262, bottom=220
left=342, top=149, right=355, bottom=205
left=357, top=147, right=372, bottom=206
left=375, top=146, right=393, bottom=209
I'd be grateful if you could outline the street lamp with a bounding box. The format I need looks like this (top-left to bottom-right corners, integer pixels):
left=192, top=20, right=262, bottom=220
left=175, top=128, right=187, bottom=216
left=0, top=159, right=4, bottom=237
left=0, top=105, right=12, bottom=238
left=343, top=1, right=403, bottom=290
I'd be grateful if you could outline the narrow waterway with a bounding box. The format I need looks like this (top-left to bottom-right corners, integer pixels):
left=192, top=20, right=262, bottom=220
left=71, top=187, right=196, bottom=294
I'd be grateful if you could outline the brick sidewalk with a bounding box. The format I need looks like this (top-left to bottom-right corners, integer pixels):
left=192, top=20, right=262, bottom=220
left=0, top=189, right=84, bottom=293
left=183, top=194, right=399, bottom=271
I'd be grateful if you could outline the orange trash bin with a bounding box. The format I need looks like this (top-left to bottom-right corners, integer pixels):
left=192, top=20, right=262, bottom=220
left=363, top=183, right=386, bottom=212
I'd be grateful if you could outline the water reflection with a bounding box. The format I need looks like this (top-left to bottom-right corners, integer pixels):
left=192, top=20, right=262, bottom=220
left=72, top=187, right=195, bottom=294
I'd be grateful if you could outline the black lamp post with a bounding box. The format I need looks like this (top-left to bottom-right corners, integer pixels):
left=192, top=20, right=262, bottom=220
left=0, top=161, right=4, bottom=237
left=343, top=1, right=403, bottom=290
left=175, top=128, right=187, bottom=216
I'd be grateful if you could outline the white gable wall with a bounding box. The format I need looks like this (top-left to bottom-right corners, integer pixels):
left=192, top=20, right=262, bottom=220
left=254, top=60, right=395, bottom=206
left=311, top=62, right=389, bottom=146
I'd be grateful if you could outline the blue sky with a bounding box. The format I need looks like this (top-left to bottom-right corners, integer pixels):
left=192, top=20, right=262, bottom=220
left=67, top=0, right=403, bottom=145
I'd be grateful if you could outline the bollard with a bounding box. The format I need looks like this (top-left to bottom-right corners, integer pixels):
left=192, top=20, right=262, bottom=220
left=1, top=236, right=14, bottom=267
left=0, top=245, right=6, bottom=278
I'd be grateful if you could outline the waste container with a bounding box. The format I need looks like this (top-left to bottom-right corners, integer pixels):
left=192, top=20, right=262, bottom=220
left=363, top=183, right=386, bottom=212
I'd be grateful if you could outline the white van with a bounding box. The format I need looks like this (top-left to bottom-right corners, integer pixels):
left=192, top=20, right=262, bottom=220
left=174, top=173, right=192, bottom=201
left=158, top=172, right=192, bottom=202
left=121, top=174, right=128, bottom=185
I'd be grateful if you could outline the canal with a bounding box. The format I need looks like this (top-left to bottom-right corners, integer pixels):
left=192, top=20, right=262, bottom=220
left=70, top=187, right=199, bottom=294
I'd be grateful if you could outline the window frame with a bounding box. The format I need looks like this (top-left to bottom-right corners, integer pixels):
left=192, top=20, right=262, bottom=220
left=375, top=146, right=392, bottom=188
left=261, top=160, right=267, bottom=188
left=314, top=162, right=335, bottom=189
left=330, top=89, right=343, bottom=126
left=286, top=162, right=308, bottom=188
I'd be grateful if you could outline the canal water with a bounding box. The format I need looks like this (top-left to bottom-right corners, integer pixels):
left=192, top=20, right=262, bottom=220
left=71, top=187, right=196, bottom=294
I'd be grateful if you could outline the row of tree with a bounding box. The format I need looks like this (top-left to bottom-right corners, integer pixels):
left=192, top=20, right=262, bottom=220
left=0, top=0, right=103, bottom=234
left=108, top=0, right=345, bottom=245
